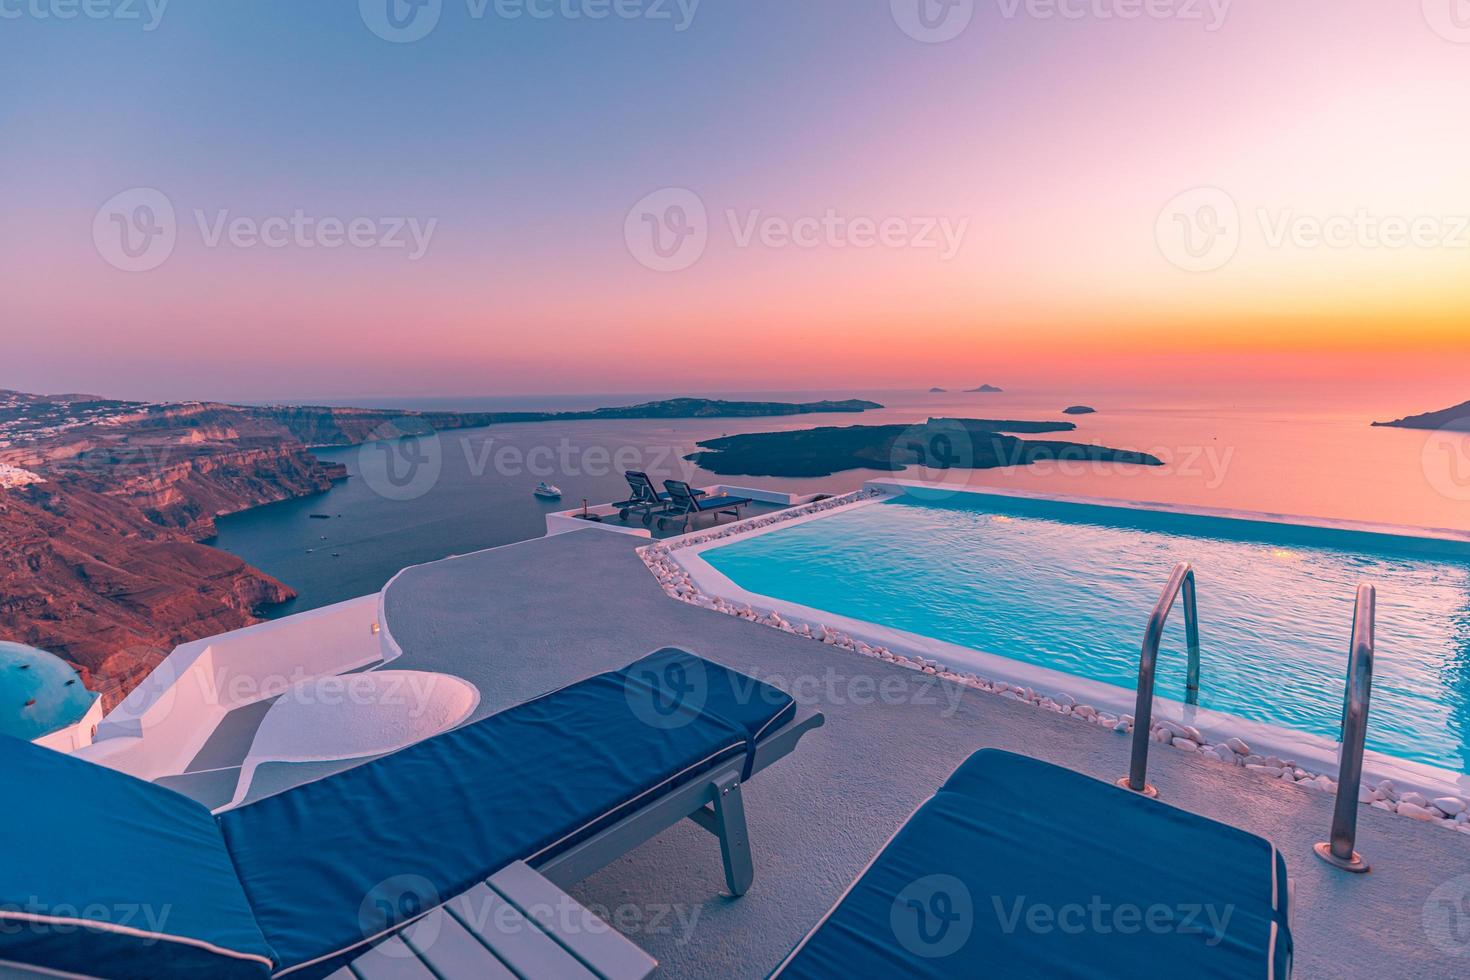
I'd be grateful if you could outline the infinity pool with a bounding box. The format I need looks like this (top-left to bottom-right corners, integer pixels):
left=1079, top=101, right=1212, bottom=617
left=701, top=491, right=1470, bottom=775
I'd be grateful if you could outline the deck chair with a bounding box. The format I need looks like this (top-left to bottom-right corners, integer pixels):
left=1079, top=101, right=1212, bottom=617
left=771, top=749, right=1293, bottom=978
left=654, top=480, right=753, bottom=533
left=0, top=650, right=824, bottom=980
left=611, top=471, right=703, bottom=524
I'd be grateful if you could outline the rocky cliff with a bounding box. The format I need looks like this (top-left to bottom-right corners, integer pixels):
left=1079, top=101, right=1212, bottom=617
left=0, top=395, right=349, bottom=705
left=0, top=482, right=298, bottom=705
left=0, top=389, right=885, bottom=706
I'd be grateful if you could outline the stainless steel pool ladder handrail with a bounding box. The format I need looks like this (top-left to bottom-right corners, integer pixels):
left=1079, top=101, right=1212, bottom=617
left=1117, top=562, right=1201, bottom=799
left=1314, top=583, right=1376, bottom=873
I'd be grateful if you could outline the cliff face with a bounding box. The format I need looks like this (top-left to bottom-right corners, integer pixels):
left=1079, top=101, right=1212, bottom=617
left=89, top=443, right=344, bottom=536
left=0, top=484, right=297, bottom=705
left=0, top=396, right=349, bottom=706
left=0, top=389, right=886, bottom=705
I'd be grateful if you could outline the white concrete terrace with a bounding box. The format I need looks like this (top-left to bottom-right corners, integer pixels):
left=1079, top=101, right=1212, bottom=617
left=74, top=484, right=1470, bottom=977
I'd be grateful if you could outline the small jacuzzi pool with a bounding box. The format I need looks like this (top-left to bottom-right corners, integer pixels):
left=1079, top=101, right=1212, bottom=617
left=693, top=486, right=1470, bottom=777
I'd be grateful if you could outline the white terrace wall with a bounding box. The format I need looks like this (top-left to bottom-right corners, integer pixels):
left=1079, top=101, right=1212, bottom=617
left=77, top=594, right=384, bottom=781
left=31, top=696, right=106, bottom=753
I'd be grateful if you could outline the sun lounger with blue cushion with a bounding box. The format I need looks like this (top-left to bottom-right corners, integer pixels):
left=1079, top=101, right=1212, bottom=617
left=612, top=470, right=703, bottom=524
left=771, top=749, right=1293, bottom=979
left=0, top=649, right=823, bottom=980
left=655, top=480, right=752, bottom=532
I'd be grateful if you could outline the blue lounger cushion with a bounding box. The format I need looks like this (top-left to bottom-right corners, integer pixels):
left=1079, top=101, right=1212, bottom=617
left=219, top=650, right=795, bottom=977
left=0, top=736, right=276, bottom=980
left=773, top=749, right=1292, bottom=979
left=627, top=647, right=797, bottom=778
left=693, top=494, right=749, bottom=511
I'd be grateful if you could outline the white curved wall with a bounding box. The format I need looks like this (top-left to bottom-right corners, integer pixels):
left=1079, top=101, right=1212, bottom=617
left=79, top=594, right=384, bottom=781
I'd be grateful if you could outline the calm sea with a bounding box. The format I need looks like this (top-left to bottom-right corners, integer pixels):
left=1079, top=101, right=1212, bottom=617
left=212, top=385, right=1470, bottom=616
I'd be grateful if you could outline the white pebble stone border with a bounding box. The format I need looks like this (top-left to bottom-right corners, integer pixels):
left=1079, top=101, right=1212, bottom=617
left=639, top=489, right=1470, bottom=837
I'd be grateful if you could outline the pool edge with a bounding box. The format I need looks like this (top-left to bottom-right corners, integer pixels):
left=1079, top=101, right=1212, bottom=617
left=658, top=481, right=1470, bottom=802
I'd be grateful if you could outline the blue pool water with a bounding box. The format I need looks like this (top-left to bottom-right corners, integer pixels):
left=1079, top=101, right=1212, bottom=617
left=703, top=493, right=1470, bottom=774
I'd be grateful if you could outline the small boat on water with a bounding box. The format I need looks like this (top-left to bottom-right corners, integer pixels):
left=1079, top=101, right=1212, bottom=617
left=533, top=482, right=562, bottom=500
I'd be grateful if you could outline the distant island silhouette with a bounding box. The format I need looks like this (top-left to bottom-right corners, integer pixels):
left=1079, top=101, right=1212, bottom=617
left=966, top=384, right=1004, bottom=393
left=1063, top=405, right=1096, bottom=415
left=685, top=417, right=1163, bottom=477
left=1372, top=400, right=1470, bottom=432
left=929, top=387, right=947, bottom=393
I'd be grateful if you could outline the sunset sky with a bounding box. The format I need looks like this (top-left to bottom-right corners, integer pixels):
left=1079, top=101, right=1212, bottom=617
left=4, top=0, right=1469, bottom=401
